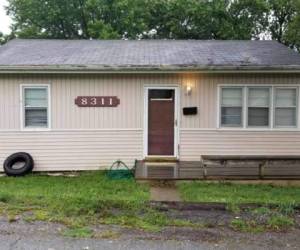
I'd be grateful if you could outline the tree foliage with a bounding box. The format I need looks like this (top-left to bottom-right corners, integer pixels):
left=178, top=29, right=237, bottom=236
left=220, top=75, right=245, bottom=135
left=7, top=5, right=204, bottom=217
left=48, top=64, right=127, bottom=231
left=0, top=0, right=299, bottom=50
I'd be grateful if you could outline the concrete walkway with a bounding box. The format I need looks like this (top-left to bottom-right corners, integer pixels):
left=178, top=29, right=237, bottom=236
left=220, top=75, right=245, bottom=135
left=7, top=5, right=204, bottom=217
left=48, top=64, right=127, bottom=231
left=150, top=186, right=181, bottom=202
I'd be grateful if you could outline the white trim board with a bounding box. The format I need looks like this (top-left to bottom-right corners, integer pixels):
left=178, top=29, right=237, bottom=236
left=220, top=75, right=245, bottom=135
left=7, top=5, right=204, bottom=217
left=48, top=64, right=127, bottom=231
left=143, top=86, right=180, bottom=159
left=0, top=128, right=143, bottom=132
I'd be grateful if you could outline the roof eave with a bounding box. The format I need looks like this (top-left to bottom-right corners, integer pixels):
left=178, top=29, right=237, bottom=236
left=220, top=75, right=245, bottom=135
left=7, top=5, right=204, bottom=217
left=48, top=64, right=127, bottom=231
left=0, top=65, right=300, bottom=74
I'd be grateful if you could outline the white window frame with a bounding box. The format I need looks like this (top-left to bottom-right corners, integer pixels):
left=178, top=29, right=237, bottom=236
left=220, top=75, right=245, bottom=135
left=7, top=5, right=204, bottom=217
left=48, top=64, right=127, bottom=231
left=217, top=84, right=300, bottom=131
left=20, top=84, right=51, bottom=131
left=219, top=86, right=244, bottom=127
left=246, top=86, right=271, bottom=128
left=273, top=87, right=298, bottom=128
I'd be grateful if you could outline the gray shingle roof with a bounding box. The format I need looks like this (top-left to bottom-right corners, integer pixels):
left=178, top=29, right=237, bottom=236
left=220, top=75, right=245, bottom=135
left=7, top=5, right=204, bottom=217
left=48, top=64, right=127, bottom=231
left=0, top=39, right=300, bottom=72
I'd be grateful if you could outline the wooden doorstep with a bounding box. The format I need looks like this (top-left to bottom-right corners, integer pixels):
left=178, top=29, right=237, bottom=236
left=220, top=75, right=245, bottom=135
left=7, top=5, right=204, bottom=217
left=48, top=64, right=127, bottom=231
left=144, top=157, right=178, bottom=162
left=202, top=155, right=300, bottom=161
left=135, top=160, right=300, bottom=180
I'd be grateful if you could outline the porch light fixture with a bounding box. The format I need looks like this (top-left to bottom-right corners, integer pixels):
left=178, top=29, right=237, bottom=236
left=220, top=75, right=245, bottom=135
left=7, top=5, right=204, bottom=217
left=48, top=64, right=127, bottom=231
left=186, top=85, right=192, bottom=96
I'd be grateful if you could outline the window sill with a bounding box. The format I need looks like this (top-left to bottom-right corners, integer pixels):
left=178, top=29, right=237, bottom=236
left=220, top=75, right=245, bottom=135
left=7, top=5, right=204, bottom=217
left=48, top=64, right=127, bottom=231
left=21, top=128, right=51, bottom=132
left=217, top=127, right=299, bottom=132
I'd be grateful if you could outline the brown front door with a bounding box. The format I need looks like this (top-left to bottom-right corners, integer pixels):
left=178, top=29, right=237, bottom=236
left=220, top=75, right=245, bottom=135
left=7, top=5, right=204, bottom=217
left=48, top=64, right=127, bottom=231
left=148, top=89, right=175, bottom=155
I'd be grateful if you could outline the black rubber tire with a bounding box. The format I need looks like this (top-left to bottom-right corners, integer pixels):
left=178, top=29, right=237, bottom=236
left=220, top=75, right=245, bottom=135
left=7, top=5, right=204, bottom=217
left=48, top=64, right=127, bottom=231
left=3, top=152, right=34, bottom=176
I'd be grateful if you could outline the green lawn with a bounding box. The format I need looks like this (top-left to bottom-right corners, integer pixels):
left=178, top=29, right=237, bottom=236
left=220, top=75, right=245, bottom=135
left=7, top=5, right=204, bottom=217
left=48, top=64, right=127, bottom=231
left=0, top=172, right=157, bottom=230
left=0, top=172, right=195, bottom=232
left=177, top=181, right=300, bottom=205
left=0, top=171, right=148, bottom=203
left=0, top=173, right=299, bottom=234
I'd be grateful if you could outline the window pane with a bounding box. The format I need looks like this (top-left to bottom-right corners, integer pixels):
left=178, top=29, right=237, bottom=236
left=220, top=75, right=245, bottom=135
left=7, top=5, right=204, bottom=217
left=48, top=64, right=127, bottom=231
left=149, top=90, right=173, bottom=99
left=248, top=88, right=270, bottom=107
left=25, top=108, right=48, bottom=127
left=25, top=88, right=48, bottom=107
left=221, top=88, right=242, bottom=106
left=275, top=108, right=296, bottom=127
left=248, top=107, right=269, bottom=126
left=275, top=89, right=296, bottom=107
left=221, top=107, right=242, bottom=126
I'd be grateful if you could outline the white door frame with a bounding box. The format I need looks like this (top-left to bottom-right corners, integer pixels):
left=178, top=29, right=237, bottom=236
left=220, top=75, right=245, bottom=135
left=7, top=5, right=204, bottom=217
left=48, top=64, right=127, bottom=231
left=143, top=86, right=180, bottom=158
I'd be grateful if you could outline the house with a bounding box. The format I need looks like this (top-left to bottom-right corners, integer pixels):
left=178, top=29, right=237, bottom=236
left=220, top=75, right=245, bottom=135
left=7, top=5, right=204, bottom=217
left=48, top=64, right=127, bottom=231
left=0, top=39, right=300, bottom=172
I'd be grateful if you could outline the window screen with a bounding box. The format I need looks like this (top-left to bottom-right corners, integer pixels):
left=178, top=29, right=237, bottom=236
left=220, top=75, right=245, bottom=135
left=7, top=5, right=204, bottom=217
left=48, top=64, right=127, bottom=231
left=24, top=87, right=48, bottom=128
left=220, top=87, right=243, bottom=127
left=274, top=88, right=297, bottom=127
left=247, top=87, right=270, bottom=127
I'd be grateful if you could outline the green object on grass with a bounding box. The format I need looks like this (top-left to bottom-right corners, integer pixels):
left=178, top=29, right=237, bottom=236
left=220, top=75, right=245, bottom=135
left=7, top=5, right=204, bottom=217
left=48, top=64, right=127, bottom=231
left=106, top=160, right=134, bottom=180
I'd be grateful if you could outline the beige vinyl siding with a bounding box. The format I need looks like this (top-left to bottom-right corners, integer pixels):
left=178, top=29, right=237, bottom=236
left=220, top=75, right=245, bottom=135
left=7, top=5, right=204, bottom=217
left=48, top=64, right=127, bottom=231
left=1, top=73, right=300, bottom=130
left=179, top=73, right=300, bottom=129
left=180, top=130, right=300, bottom=160
left=1, top=73, right=300, bottom=171
left=0, top=130, right=142, bottom=171
left=0, top=74, right=181, bottom=130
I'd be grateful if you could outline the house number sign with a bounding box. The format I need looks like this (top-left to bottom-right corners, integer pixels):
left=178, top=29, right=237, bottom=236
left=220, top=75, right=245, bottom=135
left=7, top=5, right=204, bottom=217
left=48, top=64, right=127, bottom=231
left=75, top=96, right=120, bottom=107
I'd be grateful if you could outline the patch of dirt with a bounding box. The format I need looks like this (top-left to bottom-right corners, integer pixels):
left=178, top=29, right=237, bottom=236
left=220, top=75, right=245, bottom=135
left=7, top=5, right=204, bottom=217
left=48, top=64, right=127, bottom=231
left=1, top=214, right=300, bottom=249
left=150, top=202, right=300, bottom=230
left=1, top=202, right=300, bottom=249
left=166, top=208, right=234, bottom=226
left=128, top=227, right=222, bottom=242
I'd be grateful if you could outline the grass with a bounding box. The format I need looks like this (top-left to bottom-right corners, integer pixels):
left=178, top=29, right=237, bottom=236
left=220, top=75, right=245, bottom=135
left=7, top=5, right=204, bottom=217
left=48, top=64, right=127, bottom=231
left=94, top=230, right=121, bottom=239
left=177, top=181, right=300, bottom=205
left=230, top=207, right=295, bottom=232
left=0, top=172, right=155, bottom=230
left=178, top=181, right=299, bottom=232
left=63, top=227, right=94, bottom=238
left=0, top=172, right=197, bottom=233
left=230, top=218, right=264, bottom=233
left=0, top=173, right=298, bottom=235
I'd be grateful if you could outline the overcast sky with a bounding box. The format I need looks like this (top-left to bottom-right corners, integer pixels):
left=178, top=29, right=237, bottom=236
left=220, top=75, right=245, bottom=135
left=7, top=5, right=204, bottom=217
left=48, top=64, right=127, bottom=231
left=0, top=0, right=11, bottom=34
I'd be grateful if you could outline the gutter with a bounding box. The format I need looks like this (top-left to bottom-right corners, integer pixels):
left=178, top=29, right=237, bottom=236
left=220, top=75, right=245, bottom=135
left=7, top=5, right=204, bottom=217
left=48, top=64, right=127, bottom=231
left=0, top=64, right=300, bottom=74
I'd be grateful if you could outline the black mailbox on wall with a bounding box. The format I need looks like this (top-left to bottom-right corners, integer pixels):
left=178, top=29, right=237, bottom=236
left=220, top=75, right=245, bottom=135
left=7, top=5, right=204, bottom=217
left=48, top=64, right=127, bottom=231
left=183, top=107, right=198, bottom=115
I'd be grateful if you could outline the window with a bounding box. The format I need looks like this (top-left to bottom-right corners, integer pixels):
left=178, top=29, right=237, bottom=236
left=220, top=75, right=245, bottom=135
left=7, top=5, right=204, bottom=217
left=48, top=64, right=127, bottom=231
left=219, top=85, right=299, bottom=129
left=247, top=87, right=270, bottom=127
left=22, top=86, right=49, bottom=129
left=149, top=89, right=174, bottom=100
left=220, top=87, right=243, bottom=127
left=274, top=88, right=297, bottom=127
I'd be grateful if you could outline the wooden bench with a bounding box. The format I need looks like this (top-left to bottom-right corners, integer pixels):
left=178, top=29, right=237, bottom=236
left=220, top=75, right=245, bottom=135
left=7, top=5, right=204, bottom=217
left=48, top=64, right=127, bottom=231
left=201, top=155, right=300, bottom=180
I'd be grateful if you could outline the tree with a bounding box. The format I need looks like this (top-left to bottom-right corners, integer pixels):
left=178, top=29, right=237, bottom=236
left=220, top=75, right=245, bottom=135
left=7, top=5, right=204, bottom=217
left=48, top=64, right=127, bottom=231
left=0, top=32, right=4, bottom=44
left=149, top=0, right=214, bottom=39
left=2, top=0, right=300, bottom=51
left=7, top=0, right=90, bottom=39
left=0, top=32, right=15, bottom=45
left=214, top=0, right=268, bottom=40
left=86, top=0, right=152, bottom=39
left=266, top=0, right=297, bottom=43
left=284, top=1, right=300, bottom=50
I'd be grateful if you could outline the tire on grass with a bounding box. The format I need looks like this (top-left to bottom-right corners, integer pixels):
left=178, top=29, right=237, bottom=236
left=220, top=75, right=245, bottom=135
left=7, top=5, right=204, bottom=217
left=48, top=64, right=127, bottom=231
left=3, top=152, right=34, bottom=176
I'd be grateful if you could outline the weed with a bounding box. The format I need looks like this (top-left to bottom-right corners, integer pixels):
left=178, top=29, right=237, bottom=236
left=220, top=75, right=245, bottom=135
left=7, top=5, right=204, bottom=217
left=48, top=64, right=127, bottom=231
left=230, top=218, right=264, bottom=233
left=267, top=214, right=294, bottom=230
left=251, top=207, right=271, bottom=216
left=226, top=203, right=240, bottom=213
left=94, top=230, right=121, bottom=239
left=0, top=194, right=11, bottom=203
left=231, top=207, right=295, bottom=233
left=33, top=210, right=50, bottom=221
left=62, top=227, right=93, bottom=238
left=7, top=214, right=18, bottom=223
left=277, top=203, right=296, bottom=215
